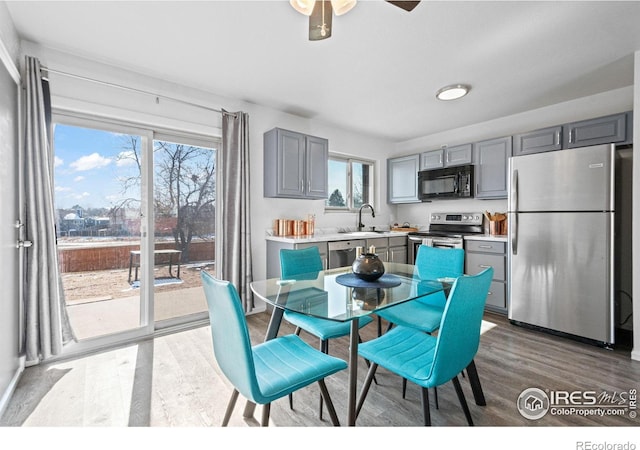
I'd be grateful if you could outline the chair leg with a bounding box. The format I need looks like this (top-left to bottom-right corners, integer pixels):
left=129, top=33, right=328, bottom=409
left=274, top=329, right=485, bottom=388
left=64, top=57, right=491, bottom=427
left=385, top=321, right=394, bottom=333
left=465, top=359, right=486, bottom=406
left=402, top=378, right=407, bottom=399
left=377, top=316, right=382, bottom=337
left=358, top=335, right=378, bottom=385
left=261, top=403, right=271, bottom=427
left=288, top=393, right=293, bottom=410
left=222, top=389, right=239, bottom=426
left=294, top=327, right=302, bottom=336
left=434, top=387, right=439, bottom=409
left=317, top=379, right=341, bottom=426
left=355, top=363, right=378, bottom=418
left=318, top=339, right=328, bottom=421
left=419, top=387, right=431, bottom=426
left=452, top=376, right=474, bottom=426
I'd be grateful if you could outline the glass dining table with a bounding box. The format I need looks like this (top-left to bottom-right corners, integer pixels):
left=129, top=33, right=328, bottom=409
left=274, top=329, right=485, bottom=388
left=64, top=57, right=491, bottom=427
left=249, top=262, right=461, bottom=426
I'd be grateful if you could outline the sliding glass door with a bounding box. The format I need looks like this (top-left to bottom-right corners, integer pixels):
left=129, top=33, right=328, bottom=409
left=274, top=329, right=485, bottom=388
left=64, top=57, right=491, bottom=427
left=53, top=114, right=217, bottom=353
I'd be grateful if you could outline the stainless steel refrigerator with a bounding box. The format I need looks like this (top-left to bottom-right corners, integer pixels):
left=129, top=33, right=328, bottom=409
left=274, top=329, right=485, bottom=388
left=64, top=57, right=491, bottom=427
left=507, top=143, right=616, bottom=345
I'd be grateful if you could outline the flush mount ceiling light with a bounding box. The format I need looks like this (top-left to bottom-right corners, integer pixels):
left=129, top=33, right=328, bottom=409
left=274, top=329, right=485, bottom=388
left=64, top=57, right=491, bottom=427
left=290, top=0, right=421, bottom=41
left=436, top=84, right=471, bottom=101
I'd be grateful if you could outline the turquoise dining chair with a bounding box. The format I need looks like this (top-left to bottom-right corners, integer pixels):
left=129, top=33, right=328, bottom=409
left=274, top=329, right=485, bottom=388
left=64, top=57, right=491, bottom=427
left=376, top=245, right=465, bottom=335
left=279, top=246, right=374, bottom=419
left=200, top=270, right=347, bottom=426
left=355, top=267, right=493, bottom=426
left=375, top=245, right=465, bottom=399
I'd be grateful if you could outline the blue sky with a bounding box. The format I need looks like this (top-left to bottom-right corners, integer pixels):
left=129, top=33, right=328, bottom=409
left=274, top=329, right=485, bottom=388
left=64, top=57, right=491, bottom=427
left=53, top=124, right=140, bottom=210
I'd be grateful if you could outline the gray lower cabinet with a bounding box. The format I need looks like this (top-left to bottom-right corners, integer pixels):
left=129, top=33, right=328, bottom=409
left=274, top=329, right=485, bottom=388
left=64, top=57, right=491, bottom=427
left=388, top=154, right=420, bottom=203
left=388, top=236, right=407, bottom=264
left=513, top=125, right=562, bottom=156
left=473, top=136, right=512, bottom=199
left=464, top=239, right=507, bottom=314
left=366, top=237, right=388, bottom=261
left=264, top=127, right=328, bottom=199
left=563, top=113, right=627, bottom=149
left=266, top=241, right=328, bottom=279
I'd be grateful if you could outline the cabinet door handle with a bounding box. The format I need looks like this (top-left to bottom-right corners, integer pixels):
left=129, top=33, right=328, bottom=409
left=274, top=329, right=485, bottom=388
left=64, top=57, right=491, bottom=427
left=308, top=180, right=311, bottom=192
left=569, top=128, right=574, bottom=144
left=478, top=245, right=493, bottom=249
left=556, top=130, right=561, bottom=146
left=300, top=179, right=304, bottom=192
left=479, top=264, right=492, bottom=268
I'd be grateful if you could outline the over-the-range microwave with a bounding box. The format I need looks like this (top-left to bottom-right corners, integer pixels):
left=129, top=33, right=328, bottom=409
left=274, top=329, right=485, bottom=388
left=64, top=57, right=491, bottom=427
left=417, top=164, right=474, bottom=201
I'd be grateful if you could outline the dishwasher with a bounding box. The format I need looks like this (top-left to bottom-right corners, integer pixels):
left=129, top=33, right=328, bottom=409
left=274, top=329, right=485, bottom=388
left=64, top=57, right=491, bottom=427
left=327, top=239, right=366, bottom=269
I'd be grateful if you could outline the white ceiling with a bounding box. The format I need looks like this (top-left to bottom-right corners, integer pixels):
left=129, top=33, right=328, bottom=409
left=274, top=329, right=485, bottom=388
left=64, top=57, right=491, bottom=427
left=6, top=0, right=640, bottom=142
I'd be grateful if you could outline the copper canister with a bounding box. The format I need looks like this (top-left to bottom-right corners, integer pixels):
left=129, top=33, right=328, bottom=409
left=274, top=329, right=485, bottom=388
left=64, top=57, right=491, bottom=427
left=293, top=220, right=304, bottom=236
left=278, top=219, right=287, bottom=236
left=273, top=219, right=281, bottom=236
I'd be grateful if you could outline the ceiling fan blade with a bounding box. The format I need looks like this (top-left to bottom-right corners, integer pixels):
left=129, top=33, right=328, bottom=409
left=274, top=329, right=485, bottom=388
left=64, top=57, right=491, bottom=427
left=309, top=0, right=333, bottom=40
left=386, top=1, right=421, bottom=12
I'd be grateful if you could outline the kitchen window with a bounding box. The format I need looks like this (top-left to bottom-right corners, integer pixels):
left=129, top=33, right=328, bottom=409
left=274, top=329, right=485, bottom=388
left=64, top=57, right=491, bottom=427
left=325, top=155, right=374, bottom=211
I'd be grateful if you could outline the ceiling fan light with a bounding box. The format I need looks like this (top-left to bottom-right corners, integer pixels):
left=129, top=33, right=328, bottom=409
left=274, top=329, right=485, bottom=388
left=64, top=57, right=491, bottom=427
left=290, top=0, right=316, bottom=16
left=331, top=0, right=357, bottom=16
left=436, top=84, right=471, bottom=101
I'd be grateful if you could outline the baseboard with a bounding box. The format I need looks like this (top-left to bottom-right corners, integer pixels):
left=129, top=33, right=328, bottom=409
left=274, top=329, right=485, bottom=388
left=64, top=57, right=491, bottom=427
left=0, top=356, right=25, bottom=420
left=631, top=349, right=640, bottom=362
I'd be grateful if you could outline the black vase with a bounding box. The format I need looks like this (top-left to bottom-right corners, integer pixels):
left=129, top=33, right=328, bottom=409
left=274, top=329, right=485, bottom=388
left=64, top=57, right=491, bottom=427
left=352, top=253, right=385, bottom=282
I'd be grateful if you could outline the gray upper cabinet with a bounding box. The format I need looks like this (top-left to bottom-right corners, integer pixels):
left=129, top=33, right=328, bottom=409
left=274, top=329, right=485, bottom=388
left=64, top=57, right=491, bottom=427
left=264, top=128, right=328, bottom=199
left=513, top=125, right=562, bottom=156
left=420, top=143, right=472, bottom=170
left=563, top=113, right=627, bottom=148
left=388, top=154, right=420, bottom=203
left=443, top=143, right=473, bottom=166
left=474, top=136, right=512, bottom=199
left=420, top=149, right=443, bottom=170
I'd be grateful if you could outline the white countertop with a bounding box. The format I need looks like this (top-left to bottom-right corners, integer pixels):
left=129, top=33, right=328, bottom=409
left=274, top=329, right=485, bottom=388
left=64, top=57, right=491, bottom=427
left=464, top=234, right=508, bottom=243
left=266, top=230, right=410, bottom=244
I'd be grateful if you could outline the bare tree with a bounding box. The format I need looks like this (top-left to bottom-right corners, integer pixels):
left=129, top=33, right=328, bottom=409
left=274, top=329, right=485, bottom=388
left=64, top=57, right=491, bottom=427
left=154, top=141, right=215, bottom=262
left=115, top=137, right=215, bottom=262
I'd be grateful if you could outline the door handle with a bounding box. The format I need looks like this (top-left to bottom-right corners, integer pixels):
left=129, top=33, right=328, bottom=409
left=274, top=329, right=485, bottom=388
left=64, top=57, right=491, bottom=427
left=511, top=169, right=518, bottom=255
left=17, top=240, right=33, bottom=249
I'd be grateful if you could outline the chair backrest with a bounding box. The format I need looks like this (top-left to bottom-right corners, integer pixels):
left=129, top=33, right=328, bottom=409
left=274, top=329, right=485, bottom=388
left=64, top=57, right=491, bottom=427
left=415, top=245, right=465, bottom=280
left=415, top=245, right=465, bottom=306
left=428, top=267, right=493, bottom=386
left=280, top=246, right=324, bottom=280
left=200, top=270, right=261, bottom=403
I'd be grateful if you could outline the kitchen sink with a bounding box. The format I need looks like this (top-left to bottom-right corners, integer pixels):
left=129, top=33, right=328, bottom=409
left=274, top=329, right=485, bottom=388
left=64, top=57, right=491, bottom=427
left=339, top=231, right=388, bottom=236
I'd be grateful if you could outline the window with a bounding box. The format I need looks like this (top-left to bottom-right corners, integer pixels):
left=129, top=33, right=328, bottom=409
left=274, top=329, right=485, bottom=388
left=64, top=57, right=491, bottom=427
left=326, top=155, right=374, bottom=210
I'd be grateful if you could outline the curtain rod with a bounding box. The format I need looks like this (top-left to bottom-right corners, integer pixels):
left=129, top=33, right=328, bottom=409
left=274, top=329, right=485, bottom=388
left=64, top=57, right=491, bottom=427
left=40, top=66, right=236, bottom=117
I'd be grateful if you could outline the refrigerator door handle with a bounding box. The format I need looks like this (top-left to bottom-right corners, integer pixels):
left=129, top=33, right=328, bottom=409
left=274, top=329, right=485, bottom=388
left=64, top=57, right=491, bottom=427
left=511, top=169, right=518, bottom=255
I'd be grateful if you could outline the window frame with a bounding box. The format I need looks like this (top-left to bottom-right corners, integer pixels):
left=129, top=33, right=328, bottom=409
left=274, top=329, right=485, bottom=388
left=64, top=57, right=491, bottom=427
left=325, top=153, right=376, bottom=212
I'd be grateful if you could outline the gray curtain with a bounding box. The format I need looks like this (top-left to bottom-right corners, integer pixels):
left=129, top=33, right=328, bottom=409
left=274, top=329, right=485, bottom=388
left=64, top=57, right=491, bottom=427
left=220, top=110, right=254, bottom=312
left=23, top=56, right=74, bottom=363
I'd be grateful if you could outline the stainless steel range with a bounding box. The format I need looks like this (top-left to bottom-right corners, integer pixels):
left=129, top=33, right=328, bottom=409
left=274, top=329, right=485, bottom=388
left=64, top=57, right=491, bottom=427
left=407, top=212, right=484, bottom=262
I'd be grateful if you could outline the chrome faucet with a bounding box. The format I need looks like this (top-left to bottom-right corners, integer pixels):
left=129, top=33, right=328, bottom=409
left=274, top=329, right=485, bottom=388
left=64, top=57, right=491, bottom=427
left=357, top=203, right=375, bottom=231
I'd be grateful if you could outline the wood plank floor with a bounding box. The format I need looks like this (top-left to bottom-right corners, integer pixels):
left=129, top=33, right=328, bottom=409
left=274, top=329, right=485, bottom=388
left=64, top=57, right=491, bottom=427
left=2, top=311, right=639, bottom=434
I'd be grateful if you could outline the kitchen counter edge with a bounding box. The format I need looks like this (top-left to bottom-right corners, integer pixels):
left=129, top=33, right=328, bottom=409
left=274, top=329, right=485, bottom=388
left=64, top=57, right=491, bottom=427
left=265, top=231, right=410, bottom=244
